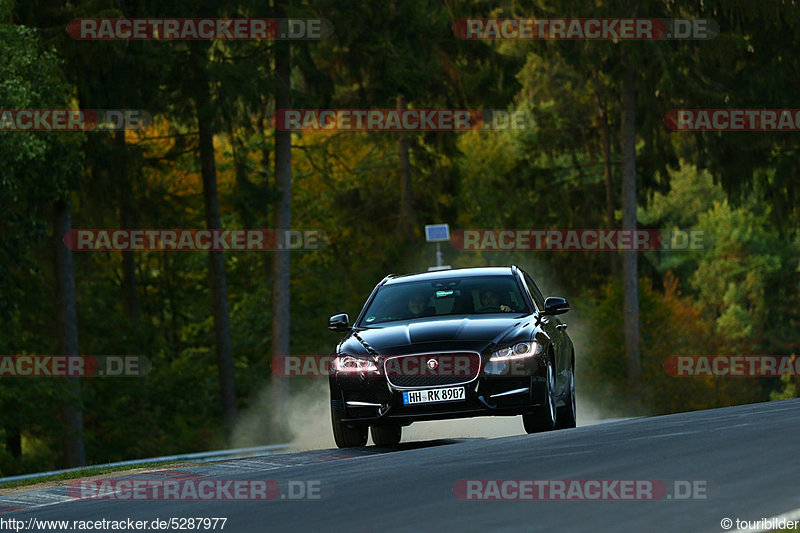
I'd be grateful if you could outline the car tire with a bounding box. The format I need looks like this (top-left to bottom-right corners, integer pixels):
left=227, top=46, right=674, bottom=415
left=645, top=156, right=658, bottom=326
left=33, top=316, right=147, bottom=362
left=331, top=406, right=368, bottom=448
left=371, top=424, right=402, bottom=446
left=522, top=353, right=557, bottom=434
left=555, top=361, right=576, bottom=429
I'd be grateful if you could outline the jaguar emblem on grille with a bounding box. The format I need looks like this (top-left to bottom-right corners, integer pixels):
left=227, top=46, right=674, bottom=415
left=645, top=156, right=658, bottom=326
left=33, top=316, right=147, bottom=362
left=427, top=358, right=438, bottom=370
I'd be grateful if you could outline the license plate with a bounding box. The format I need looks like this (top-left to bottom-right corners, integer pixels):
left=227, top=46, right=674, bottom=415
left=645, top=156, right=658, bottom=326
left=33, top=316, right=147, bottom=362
left=402, top=387, right=465, bottom=405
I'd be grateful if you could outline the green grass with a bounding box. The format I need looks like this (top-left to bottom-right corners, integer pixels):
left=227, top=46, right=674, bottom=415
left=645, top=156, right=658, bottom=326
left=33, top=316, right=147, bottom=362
left=0, top=461, right=189, bottom=491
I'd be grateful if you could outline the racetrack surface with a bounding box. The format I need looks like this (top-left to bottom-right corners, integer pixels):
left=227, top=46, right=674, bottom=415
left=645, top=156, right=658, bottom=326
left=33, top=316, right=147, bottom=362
left=4, top=399, right=800, bottom=532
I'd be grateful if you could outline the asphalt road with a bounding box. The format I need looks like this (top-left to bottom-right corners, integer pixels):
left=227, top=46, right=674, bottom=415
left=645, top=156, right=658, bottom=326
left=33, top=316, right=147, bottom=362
left=4, top=399, right=800, bottom=532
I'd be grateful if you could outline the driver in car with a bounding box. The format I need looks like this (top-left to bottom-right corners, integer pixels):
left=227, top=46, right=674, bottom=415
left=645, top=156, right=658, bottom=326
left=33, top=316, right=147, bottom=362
left=479, top=289, right=512, bottom=312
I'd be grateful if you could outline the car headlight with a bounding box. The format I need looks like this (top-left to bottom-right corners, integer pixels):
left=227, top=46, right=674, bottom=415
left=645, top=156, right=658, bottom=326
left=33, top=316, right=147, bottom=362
left=489, top=341, right=545, bottom=362
left=332, top=355, right=378, bottom=373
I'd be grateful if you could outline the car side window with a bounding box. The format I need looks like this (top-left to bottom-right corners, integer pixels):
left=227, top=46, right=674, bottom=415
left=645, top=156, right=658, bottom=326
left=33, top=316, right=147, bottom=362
left=523, top=273, right=545, bottom=310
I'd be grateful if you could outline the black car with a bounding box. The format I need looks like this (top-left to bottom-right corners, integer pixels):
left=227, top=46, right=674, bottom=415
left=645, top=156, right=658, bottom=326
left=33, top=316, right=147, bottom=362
left=328, top=265, right=575, bottom=447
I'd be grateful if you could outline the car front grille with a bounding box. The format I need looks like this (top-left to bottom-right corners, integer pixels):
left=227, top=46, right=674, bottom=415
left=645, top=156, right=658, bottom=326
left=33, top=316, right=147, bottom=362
left=383, top=352, right=481, bottom=389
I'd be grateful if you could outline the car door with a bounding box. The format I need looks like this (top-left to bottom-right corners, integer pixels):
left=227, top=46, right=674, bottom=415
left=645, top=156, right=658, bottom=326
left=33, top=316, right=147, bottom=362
left=520, top=270, right=570, bottom=396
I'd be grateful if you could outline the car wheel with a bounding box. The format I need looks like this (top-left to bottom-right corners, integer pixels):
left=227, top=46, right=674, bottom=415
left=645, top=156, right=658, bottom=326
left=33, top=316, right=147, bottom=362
left=371, top=424, right=402, bottom=446
left=555, top=362, right=576, bottom=429
left=331, top=405, right=367, bottom=448
left=522, top=353, right=557, bottom=434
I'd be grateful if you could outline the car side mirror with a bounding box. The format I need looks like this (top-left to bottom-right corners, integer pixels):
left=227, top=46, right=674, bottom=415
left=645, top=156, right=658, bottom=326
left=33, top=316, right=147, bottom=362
left=328, top=313, right=350, bottom=331
left=543, top=297, right=569, bottom=315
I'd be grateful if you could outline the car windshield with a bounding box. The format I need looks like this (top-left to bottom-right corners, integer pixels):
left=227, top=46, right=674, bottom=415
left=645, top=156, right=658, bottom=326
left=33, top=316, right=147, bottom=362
left=359, top=275, right=530, bottom=326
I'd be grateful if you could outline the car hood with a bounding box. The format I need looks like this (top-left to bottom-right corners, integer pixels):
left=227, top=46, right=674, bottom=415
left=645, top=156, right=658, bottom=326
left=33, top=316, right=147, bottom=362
left=339, top=315, right=538, bottom=356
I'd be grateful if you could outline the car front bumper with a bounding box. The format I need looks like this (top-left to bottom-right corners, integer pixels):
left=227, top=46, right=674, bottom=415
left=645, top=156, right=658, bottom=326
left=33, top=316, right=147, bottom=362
left=330, top=355, right=550, bottom=426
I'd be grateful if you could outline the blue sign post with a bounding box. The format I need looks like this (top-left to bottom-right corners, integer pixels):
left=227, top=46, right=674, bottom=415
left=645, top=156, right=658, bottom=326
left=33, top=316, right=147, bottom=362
left=425, top=224, right=450, bottom=271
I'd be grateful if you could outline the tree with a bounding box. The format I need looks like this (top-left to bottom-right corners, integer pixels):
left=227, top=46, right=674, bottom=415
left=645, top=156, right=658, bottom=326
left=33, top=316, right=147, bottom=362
left=270, top=4, right=292, bottom=439
left=620, top=60, right=641, bottom=385
left=0, top=0, right=86, bottom=466
left=54, top=197, right=85, bottom=467
left=508, top=0, right=719, bottom=393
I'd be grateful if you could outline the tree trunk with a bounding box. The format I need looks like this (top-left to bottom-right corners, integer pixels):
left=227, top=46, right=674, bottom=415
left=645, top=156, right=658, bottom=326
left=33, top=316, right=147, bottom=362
left=620, top=62, right=641, bottom=389
left=397, top=95, right=414, bottom=238
left=258, top=113, right=273, bottom=282
left=270, top=35, right=292, bottom=441
left=117, top=129, right=140, bottom=323
left=596, top=94, right=617, bottom=276
left=196, top=81, right=238, bottom=430
left=54, top=197, right=85, bottom=467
